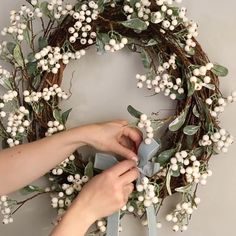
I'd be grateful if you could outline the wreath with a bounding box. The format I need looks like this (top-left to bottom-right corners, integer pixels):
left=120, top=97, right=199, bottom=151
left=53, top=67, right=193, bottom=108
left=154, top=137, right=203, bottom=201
left=0, top=0, right=235, bottom=234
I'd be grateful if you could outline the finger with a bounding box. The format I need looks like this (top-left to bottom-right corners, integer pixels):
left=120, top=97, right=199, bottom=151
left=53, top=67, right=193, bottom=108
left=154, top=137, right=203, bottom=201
left=123, top=127, right=143, bottom=150
left=113, top=120, right=129, bottom=126
left=123, top=183, right=134, bottom=196
left=107, top=160, right=137, bottom=176
left=112, top=142, right=138, bottom=161
left=120, top=167, right=139, bottom=185
left=119, top=137, right=136, bottom=153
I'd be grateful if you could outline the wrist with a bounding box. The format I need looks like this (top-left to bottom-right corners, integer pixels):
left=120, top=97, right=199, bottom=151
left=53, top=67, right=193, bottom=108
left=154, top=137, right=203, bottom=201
left=71, top=124, right=99, bottom=147
left=66, top=196, right=96, bottom=233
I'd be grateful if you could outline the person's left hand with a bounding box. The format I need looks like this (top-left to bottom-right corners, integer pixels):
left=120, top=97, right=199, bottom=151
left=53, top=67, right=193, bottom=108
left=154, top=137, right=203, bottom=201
left=78, top=120, right=143, bottom=161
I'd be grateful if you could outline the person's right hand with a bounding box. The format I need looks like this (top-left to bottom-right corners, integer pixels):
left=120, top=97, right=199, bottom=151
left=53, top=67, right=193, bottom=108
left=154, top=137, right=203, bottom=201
left=51, top=160, right=139, bottom=236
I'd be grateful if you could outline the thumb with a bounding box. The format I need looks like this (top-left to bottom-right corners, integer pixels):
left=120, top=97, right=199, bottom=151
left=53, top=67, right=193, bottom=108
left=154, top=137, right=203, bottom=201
left=113, top=143, right=138, bottom=161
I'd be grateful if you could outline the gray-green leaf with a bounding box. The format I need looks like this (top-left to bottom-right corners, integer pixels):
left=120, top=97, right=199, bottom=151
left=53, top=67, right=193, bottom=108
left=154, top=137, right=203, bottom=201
left=6, top=42, right=16, bottom=54
left=13, top=44, right=24, bottom=67
left=97, top=0, right=105, bottom=13
left=169, top=106, right=189, bottom=132
left=202, top=83, right=215, bottom=90
left=62, top=108, right=72, bottom=124
left=53, top=109, right=62, bottom=123
left=127, top=105, right=142, bottom=119
left=175, top=184, right=192, bottom=193
left=96, top=32, right=110, bottom=54
left=193, top=147, right=204, bottom=157
left=20, top=185, right=42, bottom=195
left=183, top=125, right=200, bottom=135
left=211, top=64, right=228, bottom=77
left=146, top=39, right=158, bottom=46
left=23, top=29, right=32, bottom=45
left=121, top=18, right=148, bottom=31
left=85, top=162, right=94, bottom=178
left=187, top=80, right=195, bottom=97
left=166, top=168, right=172, bottom=195
left=38, top=36, right=48, bottom=50
left=193, top=105, right=200, bottom=118
left=140, top=49, right=151, bottom=69
left=157, top=148, right=176, bottom=165
left=40, top=1, right=51, bottom=17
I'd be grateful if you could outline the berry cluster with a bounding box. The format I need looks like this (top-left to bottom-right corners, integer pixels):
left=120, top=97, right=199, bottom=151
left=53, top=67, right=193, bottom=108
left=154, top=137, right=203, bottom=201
left=104, top=37, right=128, bottom=52
left=138, top=114, right=154, bottom=144
left=35, top=46, right=86, bottom=74
left=0, top=196, right=13, bottom=225
left=166, top=197, right=200, bottom=232
left=69, top=1, right=99, bottom=45
left=24, top=85, right=68, bottom=103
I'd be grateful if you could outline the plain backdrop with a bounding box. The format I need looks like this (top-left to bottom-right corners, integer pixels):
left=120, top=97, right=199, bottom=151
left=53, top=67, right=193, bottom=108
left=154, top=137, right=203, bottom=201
left=0, top=0, right=236, bottom=236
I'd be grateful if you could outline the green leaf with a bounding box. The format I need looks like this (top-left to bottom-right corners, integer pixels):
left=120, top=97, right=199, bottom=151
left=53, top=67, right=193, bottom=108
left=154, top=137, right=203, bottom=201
left=6, top=42, right=16, bottom=54
left=169, top=106, right=189, bottom=132
left=183, top=125, right=200, bottom=135
left=193, top=105, right=200, bottom=118
left=172, top=169, right=180, bottom=177
left=38, top=36, right=48, bottom=50
left=26, top=62, right=38, bottom=77
left=211, top=64, right=228, bottom=77
left=157, top=148, right=176, bottom=165
left=20, top=185, right=42, bottom=195
left=13, top=44, right=24, bottom=67
left=120, top=18, right=148, bottom=31
left=140, top=49, right=151, bottom=69
left=84, top=162, right=94, bottom=178
left=62, top=108, right=72, bottom=125
left=166, top=168, right=172, bottom=195
left=127, top=105, right=142, bottom=119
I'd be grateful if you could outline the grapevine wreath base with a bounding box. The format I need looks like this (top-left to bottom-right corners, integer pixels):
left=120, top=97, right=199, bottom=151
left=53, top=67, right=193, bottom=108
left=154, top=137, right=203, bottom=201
left=0, top=0, right=235, bottom=235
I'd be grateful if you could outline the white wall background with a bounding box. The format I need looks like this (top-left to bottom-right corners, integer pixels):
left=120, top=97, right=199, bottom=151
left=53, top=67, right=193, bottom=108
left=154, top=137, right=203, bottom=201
left=0, top=0, right=236, bottom=236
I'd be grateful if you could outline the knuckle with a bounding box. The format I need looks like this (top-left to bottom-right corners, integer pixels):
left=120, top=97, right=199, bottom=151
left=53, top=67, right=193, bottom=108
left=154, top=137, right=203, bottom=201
left=135, top=168, right=140, bottom=178
left=124, top=159, right=135, bottom=167
left=117, top=194, right=126, bottom=207
left=130, top=168, right=139, bottom=178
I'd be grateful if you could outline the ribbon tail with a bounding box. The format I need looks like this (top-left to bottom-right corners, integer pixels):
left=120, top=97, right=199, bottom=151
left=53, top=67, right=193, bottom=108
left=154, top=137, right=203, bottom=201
left=146, top=205, right=157, bottom=236
left=106, top=211, right=120, bottom=236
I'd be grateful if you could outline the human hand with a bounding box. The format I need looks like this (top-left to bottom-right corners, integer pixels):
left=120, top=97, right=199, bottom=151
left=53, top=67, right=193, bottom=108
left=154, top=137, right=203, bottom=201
left=51, top=160, right=139, bottom=236
left=79, top=120, right=143, bottom=161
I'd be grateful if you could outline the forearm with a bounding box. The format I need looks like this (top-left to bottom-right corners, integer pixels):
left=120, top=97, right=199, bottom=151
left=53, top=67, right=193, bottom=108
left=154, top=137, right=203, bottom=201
left=0, top=126, right=89, bottom=195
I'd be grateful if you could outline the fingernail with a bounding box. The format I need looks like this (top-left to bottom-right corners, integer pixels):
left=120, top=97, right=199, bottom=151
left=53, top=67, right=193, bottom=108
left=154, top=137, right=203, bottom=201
left=131, top=156, right=138, bottom=163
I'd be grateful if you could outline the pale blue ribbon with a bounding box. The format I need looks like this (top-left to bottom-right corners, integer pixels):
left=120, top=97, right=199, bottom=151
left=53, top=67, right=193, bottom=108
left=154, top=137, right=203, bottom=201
left=94, top=138, right=160, bottom=236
